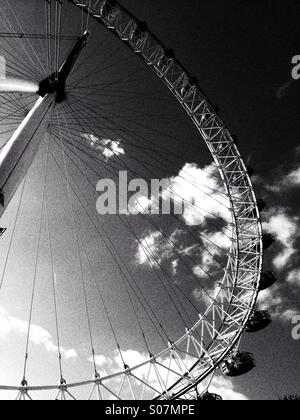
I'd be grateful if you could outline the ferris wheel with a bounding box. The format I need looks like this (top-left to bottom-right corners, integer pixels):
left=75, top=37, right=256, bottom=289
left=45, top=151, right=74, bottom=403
left=0, top=0, right=276, bottom=401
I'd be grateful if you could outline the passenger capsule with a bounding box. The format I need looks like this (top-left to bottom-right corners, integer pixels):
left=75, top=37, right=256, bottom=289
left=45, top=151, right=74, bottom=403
left=231, top=135, right=238, bottom=144
left=262, top=233, right=275, bottom=250
left=245, top=310, right=272, bottom=333
left=257, top=198, right=266, bottom=212
left=199, top=392, right=223, bottom=401
left=259, top=272, right=277, bottom=291
left=246, top=165, right=254, bottom=178
left=221, top=352, right=256, bottom=377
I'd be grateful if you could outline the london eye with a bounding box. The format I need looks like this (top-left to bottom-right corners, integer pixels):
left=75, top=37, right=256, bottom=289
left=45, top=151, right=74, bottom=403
left=0, top=0, right=276, bottom=400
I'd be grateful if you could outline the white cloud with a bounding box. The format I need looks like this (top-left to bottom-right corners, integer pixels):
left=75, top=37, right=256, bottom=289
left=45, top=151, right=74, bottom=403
left=82, top=133, right=125, bottom=160
left=267, top=164, right=300, bottom=191
left=286, top=269, right=300, bottom=287
left=167, top=163, right=230, bottom=227
left=94, top=354, right=114, bottom=368
left=92, top=350, right=148, bottom=376
left=134, top=162, right=231, bottom=270
left=171, top=259, right=179, bottom=275
left=136, top=229, right=199, bottom=269
left=192, top=231, right=231, bottom=279
left=91, top=349, right=159, bottom=396
left=91, top=348, right=201, bottom=399
left=263, top=212, right=298, bottom=247
left=0, top=307, right=78, bottom=361
left=82, top=133, right=99, bottom=147
left=137, top=225, right=230, bottom=280
left=257, top=287, right=299, bottom=323
left=101, top=139, right=125, bottom=160
left=135, top=162, right=232, bottom=310
left=280, top=309, right=299, bottom=322
left=63, top=349, right=78, bottom=360
left=132, top=163, right=231, bottom=226
left=136, top=231, right=169, bottom=267
left=272, top=248, right=296, bottom=270
left=193, top=286, right=216, bottom=307
left=257, top=287, right=283, bottom=311
left=90, top=350, right=249, bottom=400
left=128, top=194, right=152, bottom=215
left=262, top=210, right=299, bottom=270
left=286, top=167, right=300, bottom=186
left=210, top=376, right=248, bottom=400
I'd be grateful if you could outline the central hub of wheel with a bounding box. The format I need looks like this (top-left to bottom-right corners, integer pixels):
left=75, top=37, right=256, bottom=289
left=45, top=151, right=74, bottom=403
left=37, top=30, right=89, bottom=103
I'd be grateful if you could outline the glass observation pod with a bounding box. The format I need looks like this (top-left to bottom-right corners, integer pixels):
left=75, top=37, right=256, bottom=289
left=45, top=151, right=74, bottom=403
left=259, top=272, right=278, bottom=291
left=262, top=233, right=276, bottom=250
left=245, top=310, right=272, bottom=333
left=257, top=198, right=267, bottom=212
left=198, top=392, right=223, bottom=401
left=221, top=352, right=256, bottom=377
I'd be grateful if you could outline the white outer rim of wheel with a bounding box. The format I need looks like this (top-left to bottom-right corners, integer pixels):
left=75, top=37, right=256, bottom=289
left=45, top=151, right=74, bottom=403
left=0, top=0, right=263, bottom=400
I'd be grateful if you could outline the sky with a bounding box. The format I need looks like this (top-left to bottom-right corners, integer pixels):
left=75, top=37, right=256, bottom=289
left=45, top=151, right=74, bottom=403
left=0, top=0, right=299, bottom=400
left=119, top=0, right=300, bottom=400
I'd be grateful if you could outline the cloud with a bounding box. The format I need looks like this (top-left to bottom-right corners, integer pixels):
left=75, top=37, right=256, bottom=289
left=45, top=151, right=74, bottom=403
left=267, top=165, right=300, bottom=192
left=81, top=133, right=125, bottom=160
left=256, top=158, right=300, bottom=324
left=135, top=162, right=232, bottom=310
left=63, top=349, right=78, bottom=360
left=262, top=209, right=299, bottom=270
left=245, top=156, right=300, bottom=328
left=210, top=376, right=248, bottom=400
left=131, top=162, right=231, bottom=226
left=257, top=286, right=283, bottom=310
left=136, top=228, right=199, bottom=268
left=136, top=226, right=229, bottom=286
left=257, top=287, right=298, bottom=322
left=101, top=139, right=125, bottom=160
left=286, top=269, right=300, bottom=287
left=272, top=248, right=296, bottom=271
left=0, top=306, right=78, bottom=360
left=90, top=349, right=248, bottom=400
left=168, top=163, right=230, bottom=226
left=90, top=349, right=178, bottom=397
left=193, top=286, right=217, bottom=307
left=136, top=231, right=170, bottom=267
left=285, top=167, right=300, bottom=186
left=276, top=79, right=294, bottom=99
left=92, top=349, right=149, bottom=377
left=191, top=230, right=231, bottom=306
left=280, top=309, right=299, bottom=322
left=193, top=231, right=230, bottom=278
left=171, top=259, right=179, bottom=275
left=135, top=162, right=231, bottom=272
